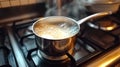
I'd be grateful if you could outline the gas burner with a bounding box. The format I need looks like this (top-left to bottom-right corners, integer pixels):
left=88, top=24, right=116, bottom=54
left=88, top=17, right=118, bottom=31
left=39, top=48, right=74, bottom=61
left=38, top=50, right=72, bottom=63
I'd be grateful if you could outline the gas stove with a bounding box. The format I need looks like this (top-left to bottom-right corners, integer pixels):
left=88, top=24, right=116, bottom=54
left=0, top=12, right=120, bottom=67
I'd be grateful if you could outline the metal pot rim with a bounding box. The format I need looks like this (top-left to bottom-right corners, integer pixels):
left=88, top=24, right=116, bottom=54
left=32, top=16, right=80, bottom=40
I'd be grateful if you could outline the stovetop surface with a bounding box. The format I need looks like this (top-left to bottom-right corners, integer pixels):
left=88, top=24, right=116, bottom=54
left=11, top=19, right=101, bottom=67
left=0, top=12, right=120, bottom=67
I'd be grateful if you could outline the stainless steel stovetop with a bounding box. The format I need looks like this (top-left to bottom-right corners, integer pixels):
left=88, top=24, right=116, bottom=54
left=0, top=12, right=120, bottom=67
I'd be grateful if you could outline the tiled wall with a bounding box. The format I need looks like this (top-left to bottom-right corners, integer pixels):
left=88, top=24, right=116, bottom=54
left=0, top=0, right=45, bottom=8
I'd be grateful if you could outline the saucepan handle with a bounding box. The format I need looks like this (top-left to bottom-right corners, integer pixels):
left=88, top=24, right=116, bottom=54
left=77, top=11, right=112, bottom=25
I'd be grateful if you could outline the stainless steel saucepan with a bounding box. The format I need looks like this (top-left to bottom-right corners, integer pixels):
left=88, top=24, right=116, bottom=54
left=32, top=11, right=112, bottom=61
